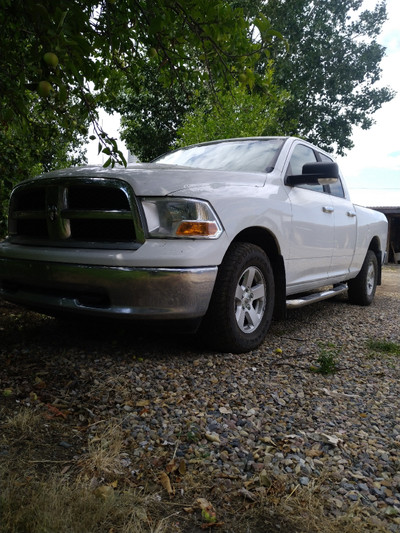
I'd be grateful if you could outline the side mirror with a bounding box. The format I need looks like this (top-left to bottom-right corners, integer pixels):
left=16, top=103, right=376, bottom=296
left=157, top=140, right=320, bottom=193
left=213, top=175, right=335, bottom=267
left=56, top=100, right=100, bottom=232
left=286, top=162, right=339, bottom=186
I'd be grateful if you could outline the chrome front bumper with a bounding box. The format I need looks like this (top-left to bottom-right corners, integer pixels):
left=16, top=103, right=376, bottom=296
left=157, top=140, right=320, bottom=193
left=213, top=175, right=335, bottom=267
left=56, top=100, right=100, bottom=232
left=0, top=257, right=218, bottom=320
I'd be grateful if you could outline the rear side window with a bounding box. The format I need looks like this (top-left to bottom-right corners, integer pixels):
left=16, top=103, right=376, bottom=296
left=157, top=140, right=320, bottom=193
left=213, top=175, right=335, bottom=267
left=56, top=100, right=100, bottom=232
left=319, top=153, right=345, bottom=198
left=328, top=179, right=345, bottom=198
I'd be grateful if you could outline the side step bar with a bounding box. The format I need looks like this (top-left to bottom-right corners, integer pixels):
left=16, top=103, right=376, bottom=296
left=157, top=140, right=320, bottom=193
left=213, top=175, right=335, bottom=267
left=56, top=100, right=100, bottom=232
left=286, top=283, right=348, bottom=309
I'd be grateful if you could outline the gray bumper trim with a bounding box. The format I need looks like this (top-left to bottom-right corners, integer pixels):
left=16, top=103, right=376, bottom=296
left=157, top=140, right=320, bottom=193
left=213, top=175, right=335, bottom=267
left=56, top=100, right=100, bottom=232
left=0, top=257, right=217, bottom=320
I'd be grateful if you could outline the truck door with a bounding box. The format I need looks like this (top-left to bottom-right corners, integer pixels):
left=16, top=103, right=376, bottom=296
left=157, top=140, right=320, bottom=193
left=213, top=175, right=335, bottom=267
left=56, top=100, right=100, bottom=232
left=328, top=178, right=357, bottom=277
left=284, top=143, right=335, bottom=289
left=315, top=154, right=357, bottom=277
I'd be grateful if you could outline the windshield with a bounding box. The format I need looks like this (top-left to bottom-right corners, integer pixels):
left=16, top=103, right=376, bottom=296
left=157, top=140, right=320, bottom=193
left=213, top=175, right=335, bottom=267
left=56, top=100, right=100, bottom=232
left=153, top=139, right=285, bottom=172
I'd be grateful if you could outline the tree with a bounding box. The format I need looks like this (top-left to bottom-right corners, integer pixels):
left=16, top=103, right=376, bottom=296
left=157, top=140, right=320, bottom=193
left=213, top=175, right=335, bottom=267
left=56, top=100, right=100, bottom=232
left=0, top=94, right=88, bottom=236
left=0, top=0, right=279, bottom=236
left=117, top=0, right=394, bottom=157
left=0, top=0, right=272, bottom=166
left=113, top=11, right=285, bottom=160
left=262, top=0, right=394, bottom=154
left=175, top=75, right=292, bottom=148
left=115, top=65, right=197, bottom=162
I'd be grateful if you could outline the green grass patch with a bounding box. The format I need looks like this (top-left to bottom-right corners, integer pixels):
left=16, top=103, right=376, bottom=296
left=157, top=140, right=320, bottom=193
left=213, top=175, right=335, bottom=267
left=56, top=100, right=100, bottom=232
left=366, top=339, right=400, bottom=356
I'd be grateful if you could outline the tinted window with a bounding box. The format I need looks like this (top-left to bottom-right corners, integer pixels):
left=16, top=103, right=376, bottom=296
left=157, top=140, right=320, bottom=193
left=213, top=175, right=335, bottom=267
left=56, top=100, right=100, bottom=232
left=287, top=144, right=323, bottom=193
left=329, top=179, right=345, bottom=198
left=289, top=145, right=317, bottom=175
left=319, top=153, right=331, bottom=162
left=318, top=153, right=345, bottom=198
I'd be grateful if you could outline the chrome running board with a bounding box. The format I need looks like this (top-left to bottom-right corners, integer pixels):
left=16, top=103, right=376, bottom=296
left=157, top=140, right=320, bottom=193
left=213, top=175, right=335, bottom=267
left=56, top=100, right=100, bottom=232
left=286, top=283, right=348, bottom=309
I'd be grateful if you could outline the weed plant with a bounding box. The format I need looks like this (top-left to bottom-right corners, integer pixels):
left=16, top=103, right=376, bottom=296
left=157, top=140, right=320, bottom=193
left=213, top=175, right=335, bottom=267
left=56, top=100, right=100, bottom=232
left=312, top=342, right=339, bottom=375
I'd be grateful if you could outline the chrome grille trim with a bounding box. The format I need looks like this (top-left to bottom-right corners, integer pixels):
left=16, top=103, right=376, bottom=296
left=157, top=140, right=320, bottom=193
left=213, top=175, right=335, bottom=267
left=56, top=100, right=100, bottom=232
left=8, top=177, right=145, bottom=249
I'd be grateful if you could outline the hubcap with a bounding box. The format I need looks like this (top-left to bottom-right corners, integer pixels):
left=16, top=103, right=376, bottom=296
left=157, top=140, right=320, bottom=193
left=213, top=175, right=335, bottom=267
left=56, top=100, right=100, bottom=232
left=234, top=266, right=266, bottom=333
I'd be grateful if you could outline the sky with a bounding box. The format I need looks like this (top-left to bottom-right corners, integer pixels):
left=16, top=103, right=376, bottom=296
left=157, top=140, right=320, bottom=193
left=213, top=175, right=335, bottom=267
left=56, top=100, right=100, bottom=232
left=336, top=0, right=400, bottom=207
left=86, top=0, right=400, bottom=208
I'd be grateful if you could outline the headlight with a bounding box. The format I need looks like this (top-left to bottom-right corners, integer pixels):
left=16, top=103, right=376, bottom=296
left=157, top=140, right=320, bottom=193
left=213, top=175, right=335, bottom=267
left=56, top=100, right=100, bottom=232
left=141, top=198, right=223, bottom=239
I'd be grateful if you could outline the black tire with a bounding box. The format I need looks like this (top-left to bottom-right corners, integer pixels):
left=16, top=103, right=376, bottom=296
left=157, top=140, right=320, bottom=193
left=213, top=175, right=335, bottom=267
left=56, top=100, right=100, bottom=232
left=201, top=242, right=275, bottom=353
left=348, top=250, right=378, bottom=306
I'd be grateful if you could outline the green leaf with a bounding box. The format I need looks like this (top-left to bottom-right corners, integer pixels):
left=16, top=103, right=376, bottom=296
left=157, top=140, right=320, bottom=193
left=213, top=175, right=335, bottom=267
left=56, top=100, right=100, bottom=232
left=55, top=8, right=68, bottom=32
left=58, top=84, right=68, bottom=103
left=118, top=150, right=127, bottom=167
left=255, top=14, right=270, bottom=33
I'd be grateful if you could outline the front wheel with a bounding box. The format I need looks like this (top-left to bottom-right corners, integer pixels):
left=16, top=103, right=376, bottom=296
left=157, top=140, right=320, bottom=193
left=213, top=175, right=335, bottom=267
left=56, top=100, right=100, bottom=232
left=348, top=250, right=378, bottom=306
left=201, top=242, right=275, bottom=353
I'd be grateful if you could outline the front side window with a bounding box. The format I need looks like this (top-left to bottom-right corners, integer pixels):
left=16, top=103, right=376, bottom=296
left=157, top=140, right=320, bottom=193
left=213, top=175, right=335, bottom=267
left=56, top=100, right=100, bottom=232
left=287, top=144, right=324, bottom=193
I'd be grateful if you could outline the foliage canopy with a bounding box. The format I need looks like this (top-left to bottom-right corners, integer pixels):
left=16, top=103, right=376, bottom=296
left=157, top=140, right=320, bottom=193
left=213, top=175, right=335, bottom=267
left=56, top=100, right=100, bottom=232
left=118, top=0, right=394, bottom=158
left=0, top=0, right=273, bottom=164
left=259, top=0, right=394, bottom=154
left=175, top=76, right=292, bottom=149
left=0, top=95, right=88, bottom=236
left=0, top=0, right=276, bottom=236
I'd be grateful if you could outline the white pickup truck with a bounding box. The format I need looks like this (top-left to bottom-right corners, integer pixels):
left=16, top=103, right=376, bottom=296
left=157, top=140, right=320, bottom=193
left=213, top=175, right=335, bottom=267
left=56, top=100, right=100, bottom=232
left=0, top=137, right=388, bottom=352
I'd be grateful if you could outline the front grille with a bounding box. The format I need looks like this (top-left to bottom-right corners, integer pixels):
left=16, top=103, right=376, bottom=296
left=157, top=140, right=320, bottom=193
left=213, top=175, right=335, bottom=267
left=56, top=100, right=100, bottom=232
left=8, top=177, right=145, bottom=248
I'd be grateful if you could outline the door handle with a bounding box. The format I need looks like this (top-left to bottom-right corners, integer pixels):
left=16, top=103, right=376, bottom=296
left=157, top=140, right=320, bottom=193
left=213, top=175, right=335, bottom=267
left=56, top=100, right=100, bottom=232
left=347, top=211, right=357, bottom=217
left=322, top=206, right=334, bottom=213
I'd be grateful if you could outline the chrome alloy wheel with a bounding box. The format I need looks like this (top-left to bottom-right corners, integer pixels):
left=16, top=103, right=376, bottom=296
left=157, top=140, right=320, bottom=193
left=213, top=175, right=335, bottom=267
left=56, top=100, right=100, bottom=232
left=234, top=266, right=266, bottom=333
left=366, top=261, right=376, bottom=296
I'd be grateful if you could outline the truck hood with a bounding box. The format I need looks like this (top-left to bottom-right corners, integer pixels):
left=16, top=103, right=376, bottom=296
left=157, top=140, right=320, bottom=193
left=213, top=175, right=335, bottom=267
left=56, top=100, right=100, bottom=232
left=31, top=163, right=267, bottom=196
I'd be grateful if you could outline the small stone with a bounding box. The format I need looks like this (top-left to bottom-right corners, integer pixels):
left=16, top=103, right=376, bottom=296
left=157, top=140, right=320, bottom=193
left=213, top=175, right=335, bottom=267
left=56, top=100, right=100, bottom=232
left=385, top=506, right=399, bottom=516
left=205, top=432, right=220, bottom=444
left=373, top=487, right=385, bottom=497
left=220, top=450, right=230, bottom=462
left=263, top=453, right=274, bottom=465
left=59, top=441, right=72, bottom=448
left=347, top=492, right=359, bottom=502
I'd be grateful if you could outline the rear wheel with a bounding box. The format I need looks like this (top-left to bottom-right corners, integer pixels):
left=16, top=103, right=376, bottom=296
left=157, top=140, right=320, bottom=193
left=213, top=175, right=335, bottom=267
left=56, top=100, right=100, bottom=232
left=201, top=242, right=275, bottom=353
left=348, top=250, right=378, bottom=306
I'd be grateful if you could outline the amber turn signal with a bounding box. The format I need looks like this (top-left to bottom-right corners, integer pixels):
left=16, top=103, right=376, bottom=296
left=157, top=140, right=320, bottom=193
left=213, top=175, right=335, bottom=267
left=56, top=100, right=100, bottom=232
left=176, top=221, right=219, bottom=237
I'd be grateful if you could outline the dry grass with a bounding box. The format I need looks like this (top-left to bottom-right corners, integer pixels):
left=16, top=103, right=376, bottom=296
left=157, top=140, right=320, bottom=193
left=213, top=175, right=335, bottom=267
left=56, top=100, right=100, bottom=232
left=224, top=469, right=390, bottom=533
left=2, top=407, right=43, bottom=439
left=0, top=471, right=389, bottom=533
left=238, top=489, right=389, bottom=533
left=0, top=411, right=171, bottom=533
left=0, top=473, right=171, bottom=533
left=78, top=419, right=126, bottom=479
left=0, top=408, right=392, bottom=533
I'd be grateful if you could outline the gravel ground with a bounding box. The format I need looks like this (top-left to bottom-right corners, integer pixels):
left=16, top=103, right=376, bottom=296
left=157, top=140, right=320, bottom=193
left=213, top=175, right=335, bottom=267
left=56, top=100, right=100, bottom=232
left=1, top=265, right=399, bottom=531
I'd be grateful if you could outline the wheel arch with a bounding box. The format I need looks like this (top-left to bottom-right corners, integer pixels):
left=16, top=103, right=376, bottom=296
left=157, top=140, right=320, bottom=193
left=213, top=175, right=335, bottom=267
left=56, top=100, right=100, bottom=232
left=230, top=227, right=287, bottom=320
